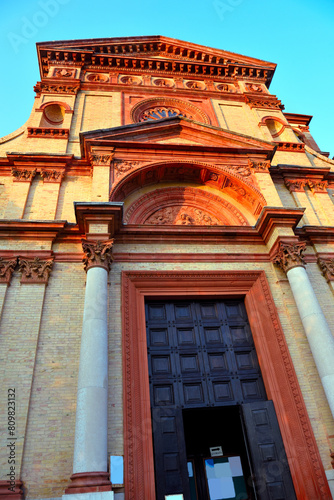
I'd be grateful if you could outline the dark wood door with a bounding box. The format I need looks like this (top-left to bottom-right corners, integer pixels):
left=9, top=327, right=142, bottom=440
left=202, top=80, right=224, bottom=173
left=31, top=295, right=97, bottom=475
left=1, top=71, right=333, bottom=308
left=146, top=300, right=266, bottom=411
left=146, top=300, right=294, bottom=499
left=241, top=401, right=296, bottom=500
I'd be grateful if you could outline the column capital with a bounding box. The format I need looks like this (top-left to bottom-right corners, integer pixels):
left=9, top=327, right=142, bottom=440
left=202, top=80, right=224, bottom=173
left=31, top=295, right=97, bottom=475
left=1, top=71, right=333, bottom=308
left=82, top=239, right=114, bottom=272
left=273, top=241, right=306, bottom=273
left=18, top=256, right=54, bottom=284
left=0, top=257, right=17, bottom=284
left=318, top=257, right=334, bottom=282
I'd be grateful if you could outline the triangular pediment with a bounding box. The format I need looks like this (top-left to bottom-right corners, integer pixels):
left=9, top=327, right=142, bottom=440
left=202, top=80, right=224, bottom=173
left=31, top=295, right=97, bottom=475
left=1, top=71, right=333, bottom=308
left=37, top=36, right=276, bottom=86
left=81, top=117, right=275, bottom=154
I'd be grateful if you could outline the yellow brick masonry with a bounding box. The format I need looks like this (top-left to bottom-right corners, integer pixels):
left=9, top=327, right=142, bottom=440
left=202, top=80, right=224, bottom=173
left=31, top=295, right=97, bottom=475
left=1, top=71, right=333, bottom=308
left=91, top=166, right=110, bottom=202
left=107, top=258, right=334, bottom=474
left=20, top=263, right=84, bottom=500
left=0, top=178, right=30, bottom=219
left=0, top=283, right=7, bottom=316
left=0, top=273, right=46, bottom=481
left=23, top=176, right=60, bottom=220
left=55, top=176, right=92, bottom=223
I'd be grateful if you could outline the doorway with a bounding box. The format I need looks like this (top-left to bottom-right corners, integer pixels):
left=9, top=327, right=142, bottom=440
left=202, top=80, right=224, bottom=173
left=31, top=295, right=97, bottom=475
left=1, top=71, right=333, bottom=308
left=183, top=406, right=254, bottom=500
left=146, top=298, right=296, bottom=500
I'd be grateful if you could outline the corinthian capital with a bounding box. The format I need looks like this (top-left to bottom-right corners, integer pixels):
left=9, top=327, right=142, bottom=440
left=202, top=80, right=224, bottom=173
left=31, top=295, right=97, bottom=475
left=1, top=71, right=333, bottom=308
left=318, top=257, right=334, bottom=282
left=82, top=239, right=114, bottom=272
left=273, top=242, right=306, bottom=273
left=18, top=257, right=54, bottom=284
left=0, top=257, right=17, bottom=284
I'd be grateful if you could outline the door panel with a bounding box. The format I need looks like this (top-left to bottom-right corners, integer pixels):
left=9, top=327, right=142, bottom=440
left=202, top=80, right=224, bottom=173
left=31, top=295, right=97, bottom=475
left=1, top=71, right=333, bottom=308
left=241, top=401, right=296, bottom=500
left=152, top=407, right=191, bottom=500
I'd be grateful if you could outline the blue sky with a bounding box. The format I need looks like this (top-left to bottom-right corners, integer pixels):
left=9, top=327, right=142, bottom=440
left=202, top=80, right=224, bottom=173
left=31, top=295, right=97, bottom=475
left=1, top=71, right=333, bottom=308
left=0, top=0, right=333, bottom=155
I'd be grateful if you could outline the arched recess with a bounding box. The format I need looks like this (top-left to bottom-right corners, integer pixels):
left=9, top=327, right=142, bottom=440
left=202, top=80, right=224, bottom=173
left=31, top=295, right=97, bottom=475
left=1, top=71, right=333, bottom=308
left=110, top=160, right=266, bottom=218
left=130, top=97, right=210, bottom=124
left=124, top=186, right=250, bottom=226
left=259, top=115, right=290, bottom=139
left=37, top=101, right=72, bottom=128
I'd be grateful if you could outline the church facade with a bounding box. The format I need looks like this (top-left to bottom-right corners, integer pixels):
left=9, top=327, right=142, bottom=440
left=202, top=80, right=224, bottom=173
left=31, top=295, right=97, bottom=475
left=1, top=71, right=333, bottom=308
left=0, top=35, right=334, bottom=500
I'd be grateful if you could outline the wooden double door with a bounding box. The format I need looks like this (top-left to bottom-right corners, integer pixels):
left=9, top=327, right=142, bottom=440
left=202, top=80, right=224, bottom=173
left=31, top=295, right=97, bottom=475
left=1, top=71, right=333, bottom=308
left=146, top=299, right=296, bottom=500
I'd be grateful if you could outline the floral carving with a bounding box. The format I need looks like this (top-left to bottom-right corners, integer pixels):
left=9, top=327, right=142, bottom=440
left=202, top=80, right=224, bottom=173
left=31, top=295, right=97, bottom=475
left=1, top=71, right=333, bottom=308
left=90, top=152, right=114, bottom=166
left=144, top=206, right=220, bottom=226
left=114, top=160, right=142, bottom=177
left=284, top=179, right=306, bottom=193
left=0, top=258, right=17, bottom=284
left=18, top=257, right=54, bottom=284
left=248, top=160, right=270, bottom=173
left=227, top=183, right=256, bottom=205
left=11, top=168, right=36, bottom=182
left=307, top=180, right=328, bottom=192
left=82, top=239, right=114, bottom=272
left=273, top=242, right=306, bottom=273
left=318, top=258, right=334, bottom=282
left=40, top=169, right=65, bottom=183
left=227, top=165, right=252, bottom=177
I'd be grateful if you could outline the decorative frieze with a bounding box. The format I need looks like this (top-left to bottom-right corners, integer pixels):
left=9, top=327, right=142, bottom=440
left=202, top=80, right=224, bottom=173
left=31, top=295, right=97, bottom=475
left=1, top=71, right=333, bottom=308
left=28, top=127, right=69, bottom=139
left=0, top=257, right=17, bottom=284
left=53, top=67, right=76, bottom=78
left=318, top=257, right=334, bottom=282
left=277, top=142, right=305, bottom=152
left=18, top=257, right=54, bottom=284
left=245, top=95, right=283, bottom=110
left=248, top=159, right=270, bottom=172
left=34, top=81, right=80, bottom=96
left=273, top=242, right=306, bottom=273
left=82, top=239, right=114, bottom=272
left=11, top=168, right=37, bottom=182
left=40, top=169, right=65, bottom=183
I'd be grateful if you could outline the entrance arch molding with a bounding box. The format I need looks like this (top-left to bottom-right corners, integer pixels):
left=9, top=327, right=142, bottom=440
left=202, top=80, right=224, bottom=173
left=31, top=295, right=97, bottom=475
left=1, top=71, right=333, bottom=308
left=122, top=270, right=330, bottom=500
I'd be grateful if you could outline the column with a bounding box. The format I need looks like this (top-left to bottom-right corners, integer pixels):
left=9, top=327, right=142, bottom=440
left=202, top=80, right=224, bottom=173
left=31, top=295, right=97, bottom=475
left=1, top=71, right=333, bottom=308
left=273, top=242, right=334, bottom=417
left=66, top=239, right=113, bottom=495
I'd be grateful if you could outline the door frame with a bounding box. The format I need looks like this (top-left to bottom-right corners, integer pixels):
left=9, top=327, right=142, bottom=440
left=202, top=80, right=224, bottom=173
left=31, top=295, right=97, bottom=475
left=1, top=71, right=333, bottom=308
left=122, top=270, right=330, bottom=500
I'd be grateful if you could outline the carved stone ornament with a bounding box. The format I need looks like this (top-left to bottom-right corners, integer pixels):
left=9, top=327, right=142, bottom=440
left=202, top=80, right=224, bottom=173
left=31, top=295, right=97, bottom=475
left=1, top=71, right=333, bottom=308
left=245, top=83, right=264, bottom=93
left=273, top=242, right=306, bottom=273
left=82, top=239, right=114, bottom=272
left=153, top=78, right=175, bottom=88
left=144, top=206, right=220, bottom=226
left=0, top=257, right=17, bottom=284
left=318, top=258, right=334, bottom=282
left=114, top=160, right=142, bottom=177
left=277, top=142, right=305, bottom=152
left=139, top=106, right=191, bottom=122
left=284, top=179, right=306, bottom=193
left=11, top=168, right=37, bottom=182
left=248, top=159, right=270, bottom=173
left=34, top=82, right=80, bottom=96
left=86, top=73, right=109, bottom=82
left=27, top=127, right=69, bottom=139
left=307, top=180, right=328, bottom=193
left=53, top=68, right=75, bottom=78
left=89, top=152, right=114, bottom=167
left=18, top=257, right=54, bottom=284
left=40, top=169, right=65, bottom=183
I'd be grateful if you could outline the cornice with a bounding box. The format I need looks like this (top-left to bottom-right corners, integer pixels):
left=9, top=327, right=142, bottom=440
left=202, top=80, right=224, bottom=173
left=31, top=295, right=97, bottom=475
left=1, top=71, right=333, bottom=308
left=0, top=220, right=66, bottom=240
left=0, top=153, right=91, bottom=177
left=37, top=36, right=276, bottom=87
left=295, top=226, right=334, bottom=244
